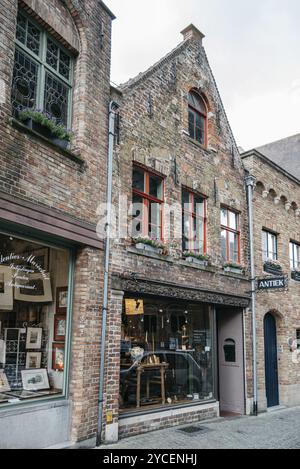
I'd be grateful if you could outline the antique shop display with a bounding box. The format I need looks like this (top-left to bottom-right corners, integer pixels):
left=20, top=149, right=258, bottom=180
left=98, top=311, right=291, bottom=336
left=120, top=298, right=213, bottom=412
left=0, top=232, right=70, bottom=405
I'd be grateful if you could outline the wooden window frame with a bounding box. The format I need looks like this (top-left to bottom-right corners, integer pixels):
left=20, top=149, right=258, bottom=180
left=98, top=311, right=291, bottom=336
left=182, top=188, right=207, bottom=254
left=132, top=165, right=164, bottom=240
left=188, top=91, right=208, bottom=147
left=221, top=206, right=241, bottom=263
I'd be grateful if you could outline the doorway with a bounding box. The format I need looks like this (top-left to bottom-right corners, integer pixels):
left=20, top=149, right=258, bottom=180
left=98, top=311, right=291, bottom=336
left=217, top=309, right=245, bottom=415
left=264, top=313, right=279, bottom=408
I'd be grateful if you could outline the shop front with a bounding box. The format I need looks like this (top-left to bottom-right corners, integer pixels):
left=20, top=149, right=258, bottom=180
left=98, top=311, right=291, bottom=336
left=0, top=193, right=104, bottom=448
left=110, top=276, right=250, bottom=440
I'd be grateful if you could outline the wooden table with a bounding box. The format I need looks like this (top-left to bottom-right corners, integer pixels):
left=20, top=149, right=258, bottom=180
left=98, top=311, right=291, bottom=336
left=136, top=362, right=169, bottom=408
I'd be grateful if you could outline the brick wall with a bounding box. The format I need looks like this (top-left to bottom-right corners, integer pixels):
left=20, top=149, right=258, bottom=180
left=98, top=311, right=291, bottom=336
left=0, top=0, right=114, bottom=443
left=106, top=27, right=251, bottom=439
left=243, top=153, right=300, bottom=410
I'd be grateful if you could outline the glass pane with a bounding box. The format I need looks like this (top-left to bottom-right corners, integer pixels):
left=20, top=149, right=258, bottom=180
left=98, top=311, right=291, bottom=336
left=120, top=301, right=213, bottom=412
left=0, top=233, right=70, bottom=406
left=149, top=202, right=161, bottom=239
left=194, top=197, right=204, bottom=218
left=12, top=48, right=39, bottom=114
left=149, top=176, right=162, bottom=199
left=296, top=245, right=300, bottom=269
left=59, top=51, right=71, bottom=80
left=290, top=243, right=294, bottom=269
left=221, top=208, right=227, bottom=227
left=229, top=231, right=239, bottom=262
left=224, top=339, right=236, bottom=363
left=16, top=13, right=26, bottom=45
left=26, top=20, right=40, bottom=56
left=133, top=169, right=144, bottom=192
left=182, top=190, right=189, bottom=207
left=188, top=92, right=206, bottom=114
left=182, top=213, right=189, bottom=252
left=131, top=195, right=143, bottom=237
left=262, top=231, right=268, bottom=261
left=46, top=39, right=59, bottom=71
left=188, top=110, right=195, bottom=139
left=221, top=230, right=227, bottom=260
left=44, top=72, right=69, bottom=125
left=195, top=114, right=205, bottom=144
left=194, top=217, right=204, bottom=253
left=229, top=211, right=238, bottom=230
left=268, top=233, right=277, bottom=260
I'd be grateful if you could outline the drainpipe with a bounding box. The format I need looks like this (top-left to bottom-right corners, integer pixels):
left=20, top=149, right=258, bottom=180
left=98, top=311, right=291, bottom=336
left=245, top=174, right=258, bottom=416
left=96, top=100, right=119, bottom=447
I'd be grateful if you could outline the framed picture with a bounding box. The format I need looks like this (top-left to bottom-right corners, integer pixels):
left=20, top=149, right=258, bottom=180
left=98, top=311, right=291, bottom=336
left=54, top=315, right=66, bottom=342
left=21, top=248, right=49, bottom=271
left=26, top=352, right=42, bottom=369
left=0, top=266, right=13, bottom=311
left=56, top=287, right=68, bottom=314
left=21, top=369, right=50, bottom=391
left=52, top=343, right=65, bottom=371
left=26, top=327, right=42, bottom=350
left=0, top=371, right=11, bottom=392
left=15, top=273, right=52, bottom=303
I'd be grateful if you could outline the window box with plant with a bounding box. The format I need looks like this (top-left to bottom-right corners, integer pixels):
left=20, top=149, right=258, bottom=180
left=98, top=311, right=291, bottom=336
left=17, top=108, right=72, bottom=150
left=291, top=270, right=300, bottom=282
left=263, top=258, right=283, bottom=275
left=223, top=262, right=244, bottom=274
left=183, top=252, right=210, bottom=267
left=132, top=237, right=166, bottom=255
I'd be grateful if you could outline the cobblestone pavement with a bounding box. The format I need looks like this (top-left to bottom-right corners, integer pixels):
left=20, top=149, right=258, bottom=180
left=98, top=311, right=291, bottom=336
left=100, top=407, right=300, bottom=449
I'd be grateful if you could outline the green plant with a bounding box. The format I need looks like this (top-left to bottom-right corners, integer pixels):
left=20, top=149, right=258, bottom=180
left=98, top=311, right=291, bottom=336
left=183, top=251, right=210, bottom=262
left=18, top=108, right=72, bottom=142
left=132, top=237, right=165, bottom=250
left=224, top=261, right=243, bottom=270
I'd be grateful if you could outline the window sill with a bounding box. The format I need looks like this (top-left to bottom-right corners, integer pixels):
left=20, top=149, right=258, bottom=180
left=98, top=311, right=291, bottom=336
left=10, top=118, right=84, bottom=165
left=182, top=133, right=214, bottom=155
left=178, top=258, right=215, bottom=273
left=220, top=269, right=248, bottom=279
left=127, top=246, right=173, bottom=263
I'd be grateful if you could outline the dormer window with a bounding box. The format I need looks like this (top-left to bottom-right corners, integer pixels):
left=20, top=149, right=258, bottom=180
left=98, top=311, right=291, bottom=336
left=188, top=90, right=207, bottom=146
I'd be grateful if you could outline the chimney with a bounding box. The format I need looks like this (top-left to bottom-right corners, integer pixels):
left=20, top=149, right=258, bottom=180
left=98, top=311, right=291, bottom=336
left=181, top=24, right=205, bottom=45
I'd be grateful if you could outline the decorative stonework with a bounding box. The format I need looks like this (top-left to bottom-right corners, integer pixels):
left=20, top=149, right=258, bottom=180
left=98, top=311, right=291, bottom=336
left=112, top=275, right=250, bottom=308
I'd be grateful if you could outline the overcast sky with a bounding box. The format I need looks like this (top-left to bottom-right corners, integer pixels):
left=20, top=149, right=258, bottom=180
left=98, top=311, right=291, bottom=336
left=105, top=0, right=300, bottom=150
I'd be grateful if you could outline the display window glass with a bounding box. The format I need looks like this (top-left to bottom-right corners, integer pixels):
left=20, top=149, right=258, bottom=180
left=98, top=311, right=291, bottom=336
left=0, top=232, right=71, bottom=406
left=120, top=298, right=214, bottom=413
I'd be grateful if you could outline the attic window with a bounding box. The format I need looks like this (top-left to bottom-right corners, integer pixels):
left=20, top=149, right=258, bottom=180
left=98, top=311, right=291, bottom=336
left=188, top=90, right=207, bottom=146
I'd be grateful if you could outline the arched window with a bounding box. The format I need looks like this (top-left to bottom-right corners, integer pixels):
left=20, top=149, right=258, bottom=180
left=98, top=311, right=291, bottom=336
left=223, top=339, right=236, bottom=363
left=188, top=90, right=207, bottom=146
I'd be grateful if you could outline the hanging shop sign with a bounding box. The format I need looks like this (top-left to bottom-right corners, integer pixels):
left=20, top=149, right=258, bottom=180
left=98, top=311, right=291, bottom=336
left=256, top=276, right=287, bottom=291
left=125, top=299, right=144, bottom=315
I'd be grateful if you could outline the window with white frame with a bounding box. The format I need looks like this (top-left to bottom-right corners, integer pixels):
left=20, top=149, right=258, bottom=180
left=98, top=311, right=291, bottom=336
left=290, top=242, right=300, bottom=271
left=262, top=230, right=278, bottom=261
left=12, top=10, right=74, bottom=127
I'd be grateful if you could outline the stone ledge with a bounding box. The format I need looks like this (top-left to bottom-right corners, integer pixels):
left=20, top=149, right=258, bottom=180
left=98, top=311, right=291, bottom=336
left=10, top=118, right=85, bottom=165
left=127, top=246, right=174, bottom=263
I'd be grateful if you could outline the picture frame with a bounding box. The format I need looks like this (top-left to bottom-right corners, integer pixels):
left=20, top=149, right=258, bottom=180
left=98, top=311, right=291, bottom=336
left=26, top=351, right=42, bottom=369
left=14, top=273, right=52, bottom=303
left=56, top=287, right=68, bottom=314
left=21, top=248, right=49, bottom=271
left=0, top=266, right=13, bottom=311
left=26, top=327, right=43, bottom=350
left=52, top=343, right=65, bottom=371
left=21, top=369, right=50, bottom=391
left=54, top=315, right=66, bottom=342
left=0, top=370, right=11, bottom=392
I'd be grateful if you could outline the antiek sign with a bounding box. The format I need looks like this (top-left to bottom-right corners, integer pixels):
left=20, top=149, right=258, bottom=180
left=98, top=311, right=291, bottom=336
left=257, top=277, right=287, bottom=291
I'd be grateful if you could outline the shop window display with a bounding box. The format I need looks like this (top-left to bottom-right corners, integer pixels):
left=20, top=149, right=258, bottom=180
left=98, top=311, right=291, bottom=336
left=0, top=233, right=70, bottom=405
left=120, top=298, right=214, bottom=412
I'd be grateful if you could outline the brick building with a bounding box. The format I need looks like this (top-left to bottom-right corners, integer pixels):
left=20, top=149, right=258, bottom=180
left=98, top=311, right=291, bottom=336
left=243, top=136, right=300, bottom=412
left=105, top=25, right=252, bottom=442
left=0, top=0, right=114, bottom=448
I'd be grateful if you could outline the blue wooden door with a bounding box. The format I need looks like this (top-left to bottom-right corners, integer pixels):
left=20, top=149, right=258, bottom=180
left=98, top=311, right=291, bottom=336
left=264, top=313, right=279, bottom=408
